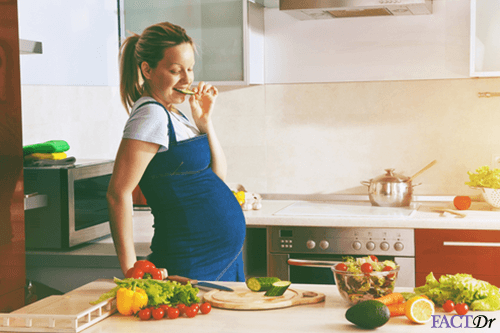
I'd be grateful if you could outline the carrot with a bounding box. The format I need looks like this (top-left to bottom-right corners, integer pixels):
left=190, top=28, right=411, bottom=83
left=388, top=302, right=406, bottom=317
left=375, top=292, right=405, bottom=306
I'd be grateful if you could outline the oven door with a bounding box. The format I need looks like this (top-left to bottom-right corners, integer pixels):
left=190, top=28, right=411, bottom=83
left=269, top=253, right=415, bottom=287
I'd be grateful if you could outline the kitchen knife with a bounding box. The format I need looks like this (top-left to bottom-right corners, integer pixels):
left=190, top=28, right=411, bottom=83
left=167, top=275, right=234, bottom=292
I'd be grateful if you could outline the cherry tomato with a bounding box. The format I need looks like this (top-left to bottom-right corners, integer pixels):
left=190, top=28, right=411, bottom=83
left=159, top=304, right=170, bottom=312
left=185, top=307, right=197, bottom=318
left=335, top=263, right=348, bottom=271
left=138, top=308, right=152, bottom=320
left=176, top=303, right=187, bottom=315
left=134, top=260, right=156, bottom=271
left=200, top=302, right=212, bottom=314
left=152, top=307, right=164, bottom=320
left=149, top=268, right=163, bottom=280
left=443, top=300, right=455, bottom=312
left=455, top=303, right=469, bottom=315
left=167, top=307, right=180, bottom=319
left=361, top=262, right=373, bottom=274
left=382, top=265, right=395, bottom=278
left=190, top=303, right=200, bottom=313
left=370, top=255, right=379, bottom=262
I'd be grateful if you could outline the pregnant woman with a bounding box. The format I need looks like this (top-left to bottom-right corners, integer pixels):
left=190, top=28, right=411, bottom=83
left=107, top=21, right=246, bottom=282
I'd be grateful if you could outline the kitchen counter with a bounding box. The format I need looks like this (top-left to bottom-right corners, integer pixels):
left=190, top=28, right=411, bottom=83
left=244, top=199, right=500, bottom=230
left=5, top=279, right=499, bottom=333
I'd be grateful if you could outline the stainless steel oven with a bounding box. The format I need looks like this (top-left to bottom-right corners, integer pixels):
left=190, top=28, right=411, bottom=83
left=267, top=226, right=415, bottom=287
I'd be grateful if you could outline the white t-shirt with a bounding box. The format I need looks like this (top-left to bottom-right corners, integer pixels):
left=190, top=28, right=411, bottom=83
left=123, top=97, right=200, bottom=152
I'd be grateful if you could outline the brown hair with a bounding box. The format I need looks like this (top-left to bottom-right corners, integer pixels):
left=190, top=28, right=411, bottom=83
left=119, top=22, right=194, bottom=114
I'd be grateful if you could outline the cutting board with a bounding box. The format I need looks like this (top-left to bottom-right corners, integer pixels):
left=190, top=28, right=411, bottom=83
left=203, top=287, right=325, bottom=310
left=0, top=294, right=116, bottom=333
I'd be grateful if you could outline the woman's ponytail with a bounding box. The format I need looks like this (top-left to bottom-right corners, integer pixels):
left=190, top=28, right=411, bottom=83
left=119, top=35, right=142, bottom=114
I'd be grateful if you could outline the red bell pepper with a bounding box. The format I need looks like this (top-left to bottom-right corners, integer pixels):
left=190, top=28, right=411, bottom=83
left=126, top=260, right=162, bottom=280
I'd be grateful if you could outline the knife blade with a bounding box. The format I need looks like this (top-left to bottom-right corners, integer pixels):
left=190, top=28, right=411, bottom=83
left=167, top=275, right=234, bottom=292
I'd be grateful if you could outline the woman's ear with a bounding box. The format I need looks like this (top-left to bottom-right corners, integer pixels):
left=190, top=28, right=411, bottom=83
left=140, top=61, right=152, bottom=80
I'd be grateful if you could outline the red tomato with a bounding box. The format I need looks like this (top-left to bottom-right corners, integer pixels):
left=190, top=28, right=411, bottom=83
left=443, top=300, right=455, bottom=312
left=176, top=303, right=187, bottom=315
left=149, top=268, right=163, bottom=280
left=455, top=303, right=469, bottom=315
left=200, top=302, right=212, bottom=314
left=167, top=307, right=180, bottom=319
left=382, top=265, right=395, bottom=278
left=130, top=268, right=144, bottom=279
left=335, top=263, right=348, bottom=271
left=134, top=260, right=156, bottom=271
left=159, top=304, right=169, bottom=312
left=152, top=307, right=164, bottom=320
left=370, top=255, right=379, bottom=262
left=190, top=303, right=200, bottom=313
left=185, top=307, right=197, bottom=318
left=138, top=308, right=151, bottom=320
left=361, top=262, right=373, bottom=274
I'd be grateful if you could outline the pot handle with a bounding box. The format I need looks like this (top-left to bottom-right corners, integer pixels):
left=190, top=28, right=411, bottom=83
left=411, top=182, right=422, bottom=187
left=360, top=181, right=370, bottom=187
left=288, top=258, right=342, bottom=268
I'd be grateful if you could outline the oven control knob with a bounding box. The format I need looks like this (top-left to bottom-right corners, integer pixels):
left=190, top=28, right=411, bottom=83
left=366, top=241, right=376, bottom=251
left=352, top=241, right=362, bottom=250
left=306, top=240, right=316, bottom=249
left=319, top=240, right=329, bottom=250
left=380, top=241, right=390, bottom=251
left=394, top=242, right=404, bottom=251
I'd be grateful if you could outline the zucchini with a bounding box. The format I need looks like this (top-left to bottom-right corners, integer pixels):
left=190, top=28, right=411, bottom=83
left=246, top=277, right=281, bottom=292
left=264, top=281, right=291, bottom=297
left=174, top=88, right=195, bottom=95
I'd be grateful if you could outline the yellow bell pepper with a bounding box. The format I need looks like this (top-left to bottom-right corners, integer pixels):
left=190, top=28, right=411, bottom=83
left=116, top=284, right=148, bottom=316
left=233, top=191, right=245, bottom=205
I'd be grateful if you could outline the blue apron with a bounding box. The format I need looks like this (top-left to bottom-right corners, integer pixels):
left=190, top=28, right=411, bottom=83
left=138, top=101, right=246, bottom=282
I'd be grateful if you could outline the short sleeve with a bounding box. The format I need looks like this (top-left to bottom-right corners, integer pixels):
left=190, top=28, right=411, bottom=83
left=123, top=102, right=169, bottom=150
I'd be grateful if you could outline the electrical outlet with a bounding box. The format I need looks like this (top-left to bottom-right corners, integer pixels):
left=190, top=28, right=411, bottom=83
left=492, top=154, right=500, bottom=168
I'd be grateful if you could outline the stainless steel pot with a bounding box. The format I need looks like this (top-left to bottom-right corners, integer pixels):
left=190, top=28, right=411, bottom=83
left=361, top=169, right=417, bottom=207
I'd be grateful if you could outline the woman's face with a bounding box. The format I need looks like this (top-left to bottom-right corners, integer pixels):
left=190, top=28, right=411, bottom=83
left=142, top=43, right=195, bottom=108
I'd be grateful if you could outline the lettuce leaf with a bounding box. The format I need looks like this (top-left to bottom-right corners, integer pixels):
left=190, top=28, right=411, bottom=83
left=414, top=272, right=500, bottom=311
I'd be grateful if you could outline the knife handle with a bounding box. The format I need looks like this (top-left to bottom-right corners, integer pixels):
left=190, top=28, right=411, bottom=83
left=167, top=275, right=198, bottom=285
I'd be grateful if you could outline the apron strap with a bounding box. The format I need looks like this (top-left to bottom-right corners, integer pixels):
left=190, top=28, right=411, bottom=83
left=135, top=100, right=177, bottom=144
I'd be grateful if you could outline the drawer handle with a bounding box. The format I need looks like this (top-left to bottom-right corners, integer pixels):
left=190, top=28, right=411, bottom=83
left=287, top=258, right=342, bottom=268
left=443, top=241, right=500, bottom=247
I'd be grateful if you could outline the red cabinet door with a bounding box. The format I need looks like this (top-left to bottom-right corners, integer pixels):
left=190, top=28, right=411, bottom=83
left=0, top=0, right=26, bottom=312
left=415, top=229, right=500, bottom=287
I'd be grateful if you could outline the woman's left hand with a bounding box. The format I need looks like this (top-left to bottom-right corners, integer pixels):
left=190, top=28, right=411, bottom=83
left=189, top=81, right=218, bottom=133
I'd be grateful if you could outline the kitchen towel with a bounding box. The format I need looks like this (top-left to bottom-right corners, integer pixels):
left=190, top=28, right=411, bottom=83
left=24, top=152, right=68, bottom=160
left=23, top=140, right=70, bottom=156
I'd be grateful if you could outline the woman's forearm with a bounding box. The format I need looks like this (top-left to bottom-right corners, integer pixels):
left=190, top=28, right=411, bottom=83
left=203, top=122, right=227, bottom=180
left=107, top=190, right=137, bottom=276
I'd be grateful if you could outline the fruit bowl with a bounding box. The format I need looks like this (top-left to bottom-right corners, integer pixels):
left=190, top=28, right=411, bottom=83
left=331, top=265, right=400, bottom=305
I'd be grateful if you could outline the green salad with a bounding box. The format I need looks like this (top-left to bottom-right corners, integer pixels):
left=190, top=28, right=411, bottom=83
left=466, top=166, right=500, bottom=189
left=412, top=272, right=500, bottom=311
left=333, top=256, right=399, bottom=304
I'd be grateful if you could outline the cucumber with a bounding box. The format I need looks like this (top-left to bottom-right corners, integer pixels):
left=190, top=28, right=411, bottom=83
left=174, top=88, right=195, bottom=95
left=264, top=281, right=291, bottom=297
left=246, top=277, right=281, bottom=292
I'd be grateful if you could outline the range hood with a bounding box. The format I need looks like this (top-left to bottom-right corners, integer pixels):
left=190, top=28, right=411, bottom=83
left=279, top=0, right=432, bottom=20
left=19, top=39, right=43, bottom=55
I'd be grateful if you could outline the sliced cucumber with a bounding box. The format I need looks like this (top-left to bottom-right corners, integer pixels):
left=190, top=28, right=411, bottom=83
left=264, top=281, right=291, bottom=297
left=246, top=277, right=281, bottom=292
left=174, top=88, right=195, bottom=95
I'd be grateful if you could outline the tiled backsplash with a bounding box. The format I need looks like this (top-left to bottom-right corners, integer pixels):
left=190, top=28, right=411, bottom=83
left=22, top=77, right=500, bottom=196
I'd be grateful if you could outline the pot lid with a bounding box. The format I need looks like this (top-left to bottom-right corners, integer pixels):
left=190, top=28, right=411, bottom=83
left=372, top=169, right=409, bottom=183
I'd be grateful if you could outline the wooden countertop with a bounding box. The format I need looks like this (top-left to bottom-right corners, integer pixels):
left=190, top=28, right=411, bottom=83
left=8, top=279, right=498, bottom=333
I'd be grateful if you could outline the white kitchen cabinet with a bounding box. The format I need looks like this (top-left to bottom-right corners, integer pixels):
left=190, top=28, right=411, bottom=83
left=470, top=0, right=500, bottom=77
left=121, top=0, right=264, bottom=85
left=17, top=0, right=119, bottom=86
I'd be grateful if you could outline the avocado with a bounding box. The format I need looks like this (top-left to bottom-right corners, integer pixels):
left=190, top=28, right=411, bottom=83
left=345, top=300, right=390, bottom=329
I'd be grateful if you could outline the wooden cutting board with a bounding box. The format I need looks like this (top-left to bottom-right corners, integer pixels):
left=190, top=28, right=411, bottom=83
left=203, top=287, right=325, bottom=310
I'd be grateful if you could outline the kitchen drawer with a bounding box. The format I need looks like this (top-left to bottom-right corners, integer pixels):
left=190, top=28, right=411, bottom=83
left=0, top=288, right=24, bottom=313
left=415, top=229, right=500, bottom=286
